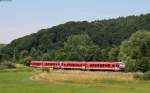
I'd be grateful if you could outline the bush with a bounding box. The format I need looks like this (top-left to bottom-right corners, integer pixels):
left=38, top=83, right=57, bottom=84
left=143, top=71, right=150, bottom=80
left=133, top=72, right=143, bottom=80
left=0, top=61, right=16, bottom=69
left=134, top=71, right=150, bottom=80
left=42, top=67, right=50, bottom=72
left=0, top=65, right=8, bottom=70
left=21, top=56, right=32, bottom=66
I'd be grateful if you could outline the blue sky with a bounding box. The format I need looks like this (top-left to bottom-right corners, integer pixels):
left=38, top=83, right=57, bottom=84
left=0, top=0, right=150, bottom=44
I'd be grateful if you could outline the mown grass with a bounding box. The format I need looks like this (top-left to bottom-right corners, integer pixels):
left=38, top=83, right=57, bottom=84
left=0, top=70, right=149, bottom=93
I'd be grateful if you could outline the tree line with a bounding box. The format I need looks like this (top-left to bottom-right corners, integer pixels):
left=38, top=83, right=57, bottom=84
left=0, top=13, right=150, bottom=72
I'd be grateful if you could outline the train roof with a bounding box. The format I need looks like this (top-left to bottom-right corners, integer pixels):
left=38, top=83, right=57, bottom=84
left=31, top=61, right=121, bottom=64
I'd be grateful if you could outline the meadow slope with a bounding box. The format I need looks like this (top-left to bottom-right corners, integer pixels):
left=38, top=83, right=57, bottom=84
left=0, top=70, right=149, bottom=93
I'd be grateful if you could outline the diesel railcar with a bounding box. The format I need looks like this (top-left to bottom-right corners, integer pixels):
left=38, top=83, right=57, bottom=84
left=31, top=61, right=125, bottom=71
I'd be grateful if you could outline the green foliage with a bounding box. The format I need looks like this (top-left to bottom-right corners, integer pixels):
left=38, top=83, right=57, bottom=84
left=0, top=61, right=16, bottom=69
left=19, top=50, right=29, bottom=59
left=0, top=44, right=6, bottom=61
left=108, top=47, right=119, bottom=61
left=0, top=44, right=6, bottom=50
left=64, top=34, right=97, bottom=51
left=134, top=71, right=150, bottom=80
left=119, top=31, right=150, bottom=72
left=42, top=67, right=50, bottom=72
left=1, top=14, right=150, bottom=61
left=63, top=34, right=101, bottom=61
left=143, top=71, right=150, bottom=80
left=21, top=56, right=32, bottom=66
left=133, top=72, right=143, bottom=80
left=0, top=65, right=8, bottom=70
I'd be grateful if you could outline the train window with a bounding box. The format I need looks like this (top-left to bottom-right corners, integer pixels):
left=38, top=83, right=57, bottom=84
left=100, top=64, right=102, bottom=67
left=112, top=64, right=115, bottom=67
left=101, top=64, right=104, bottom=67
left=116, top=65, right=119, bottom=67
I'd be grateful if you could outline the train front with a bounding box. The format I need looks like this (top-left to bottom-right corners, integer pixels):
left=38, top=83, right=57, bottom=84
left=118, top=62, right=125, bottom=71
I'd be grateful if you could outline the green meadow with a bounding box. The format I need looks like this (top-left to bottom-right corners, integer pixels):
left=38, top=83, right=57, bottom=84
left=0, top=70, right=149, bottom=93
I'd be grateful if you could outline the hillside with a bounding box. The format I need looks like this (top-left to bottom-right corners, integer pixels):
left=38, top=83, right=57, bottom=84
left=1, top=13, right=150, bottom=59
left=0, top=44, right=6, bottom=50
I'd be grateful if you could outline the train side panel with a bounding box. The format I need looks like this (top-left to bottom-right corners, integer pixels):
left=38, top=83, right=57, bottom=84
left=61, top=62, right=86, bottom=70
left=31, top=61, right=125, bottom=71
left=85, top=62, right=118, bottom=71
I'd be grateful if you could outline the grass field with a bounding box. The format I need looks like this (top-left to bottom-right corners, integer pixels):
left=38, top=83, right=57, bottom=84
left=0, top=70, right=149, bottom=93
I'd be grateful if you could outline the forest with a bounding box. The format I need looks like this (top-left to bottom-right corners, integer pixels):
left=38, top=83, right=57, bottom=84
left=0, top=13, right=150, bottom=72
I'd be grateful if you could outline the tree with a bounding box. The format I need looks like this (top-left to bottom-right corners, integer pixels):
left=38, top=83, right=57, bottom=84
left=0, top=44, right=6, bottom=51
left=2, top=13, right=150, bottom=63
left=108, top=47, right=119, bottom=61
left=63, top=34, right=99, bottom=61
left=64, top=34, right=97, bottom=51
left=119, top=31, right=150, bottom=72
left=19, top=50, right=29, bottom=59
left=22, top=56, right=33, bottom=66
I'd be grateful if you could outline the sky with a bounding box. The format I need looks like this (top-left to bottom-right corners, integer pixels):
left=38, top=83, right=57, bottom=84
left=0, top=0, right=150, bottom=44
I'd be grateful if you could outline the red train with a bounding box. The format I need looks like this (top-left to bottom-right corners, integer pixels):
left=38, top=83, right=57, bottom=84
left=31, top=61, right=125, bottom=71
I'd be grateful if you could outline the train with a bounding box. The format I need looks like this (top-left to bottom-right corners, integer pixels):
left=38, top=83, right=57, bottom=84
left=31, top=61, right=125, bottom=71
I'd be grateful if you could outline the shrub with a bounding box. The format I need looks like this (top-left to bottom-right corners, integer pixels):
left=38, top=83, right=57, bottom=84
left=134, top=71, right=150, bottom=80
left=0, top=61, right=16, bottom=69
left=133, top=72, right=143, bottom=80
left=0, top=65, right=8, bottom=70
left=21, top=56, right=32, bottom=66
left=143, top=71, right=150, bottom=80
left=42, top=67, right=50, bottom=72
